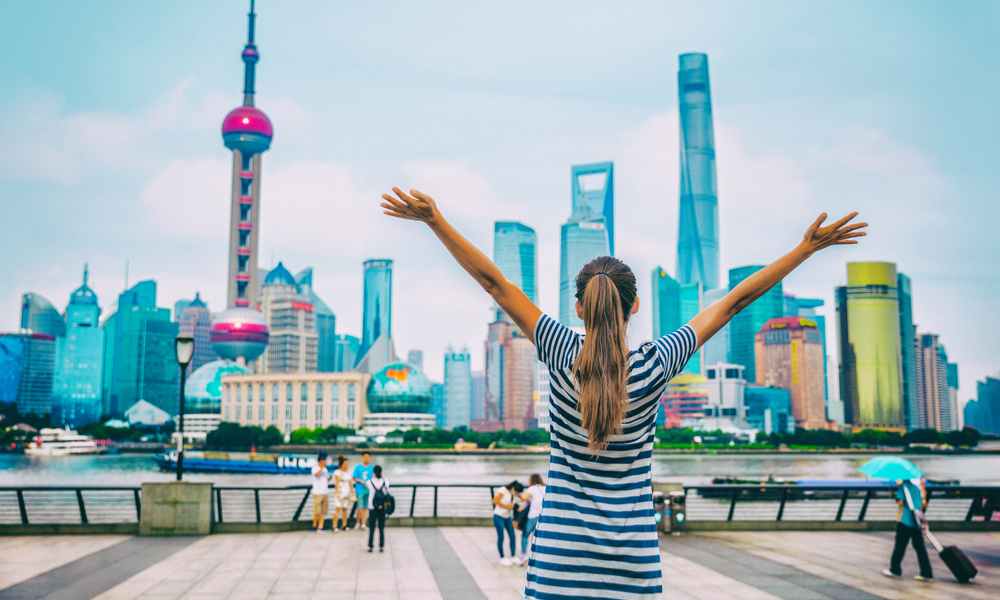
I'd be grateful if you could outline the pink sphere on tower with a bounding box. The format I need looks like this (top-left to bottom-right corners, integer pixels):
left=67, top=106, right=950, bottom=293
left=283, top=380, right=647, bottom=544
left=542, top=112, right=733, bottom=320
left=210, top=307, right=269, bottom=363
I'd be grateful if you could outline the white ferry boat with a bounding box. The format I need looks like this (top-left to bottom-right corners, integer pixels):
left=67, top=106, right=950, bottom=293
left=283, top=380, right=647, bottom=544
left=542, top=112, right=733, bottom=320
left=25, top=428, right=104, bottom=455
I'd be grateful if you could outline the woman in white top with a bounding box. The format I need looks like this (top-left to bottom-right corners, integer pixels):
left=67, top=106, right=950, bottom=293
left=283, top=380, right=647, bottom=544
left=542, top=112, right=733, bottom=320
left=380, top=187, right=865, bottom=599
left=517, top=474, right=545, bottom=566
left=332, top=455, right=354, bottom=531
left=366, top=465, right=389, bottom=552
left=493, top=481, right=522, bottom=565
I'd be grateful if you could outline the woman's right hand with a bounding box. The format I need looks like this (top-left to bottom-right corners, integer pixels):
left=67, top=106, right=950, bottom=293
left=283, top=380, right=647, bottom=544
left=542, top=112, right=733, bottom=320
left=381, top=188, right=440, bottom=225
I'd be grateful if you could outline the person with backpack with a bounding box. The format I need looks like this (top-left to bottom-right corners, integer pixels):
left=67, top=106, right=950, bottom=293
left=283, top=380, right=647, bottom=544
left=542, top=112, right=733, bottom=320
left=367, top=465, right=391, bottom=553
left=380, top=187, right=865, bottom=599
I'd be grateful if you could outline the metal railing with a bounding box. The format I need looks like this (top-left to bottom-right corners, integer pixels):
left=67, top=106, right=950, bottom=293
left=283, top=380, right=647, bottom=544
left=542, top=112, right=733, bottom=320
left=5, top=483, right=995, bottom=528
left=682, top=484, right=1000, bottom=523
left=212, top=484, right=500, bottom=523
left=0, top=484, right=502, bottom=526
left=0, top=487, right=142, bottom=525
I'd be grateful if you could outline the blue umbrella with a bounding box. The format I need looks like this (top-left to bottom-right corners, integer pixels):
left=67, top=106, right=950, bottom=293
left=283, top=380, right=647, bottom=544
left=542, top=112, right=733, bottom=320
left=859, top=456, right=923, bottom=481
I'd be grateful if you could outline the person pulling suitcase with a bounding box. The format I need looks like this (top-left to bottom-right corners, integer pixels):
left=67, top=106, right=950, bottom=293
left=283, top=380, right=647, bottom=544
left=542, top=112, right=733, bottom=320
left=883, top=478, right=934, bottom=582
left=903, top=482, right=978, bottom=584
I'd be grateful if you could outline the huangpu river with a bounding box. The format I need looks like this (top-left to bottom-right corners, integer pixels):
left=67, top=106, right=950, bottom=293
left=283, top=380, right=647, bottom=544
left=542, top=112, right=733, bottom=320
left=2, top=452, right=999, bottom=487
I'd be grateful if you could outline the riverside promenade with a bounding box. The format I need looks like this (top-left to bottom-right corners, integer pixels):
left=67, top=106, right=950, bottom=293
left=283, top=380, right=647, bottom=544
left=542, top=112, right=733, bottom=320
left=0, top=529, right=996, bottom=600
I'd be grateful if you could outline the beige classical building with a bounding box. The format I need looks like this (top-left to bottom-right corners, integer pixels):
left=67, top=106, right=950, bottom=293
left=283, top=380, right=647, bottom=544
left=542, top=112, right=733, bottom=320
left=220, top=371, right=371, bottom=434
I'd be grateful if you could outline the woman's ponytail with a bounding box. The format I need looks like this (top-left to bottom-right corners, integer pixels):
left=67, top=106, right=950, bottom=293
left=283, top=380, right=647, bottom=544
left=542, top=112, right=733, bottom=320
left=572, top=256, right=636, bottom=452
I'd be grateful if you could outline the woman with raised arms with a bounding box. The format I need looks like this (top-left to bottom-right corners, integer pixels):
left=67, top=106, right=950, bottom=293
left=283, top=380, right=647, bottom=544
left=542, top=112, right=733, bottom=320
left=380, top=187, right=866, bottom=600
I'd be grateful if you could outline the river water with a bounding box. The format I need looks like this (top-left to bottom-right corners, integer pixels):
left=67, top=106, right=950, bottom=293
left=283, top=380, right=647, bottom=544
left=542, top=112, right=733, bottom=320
left=2, top=452, right=998, bottom=487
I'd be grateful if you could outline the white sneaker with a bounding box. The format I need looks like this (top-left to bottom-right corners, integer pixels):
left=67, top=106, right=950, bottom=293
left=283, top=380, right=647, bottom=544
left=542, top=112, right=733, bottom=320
left=914, top=575, right=933, bottom=583
left=882, top=570, right=900, bottom=579
left=517, top=554, right=530, bottom=566
left=500, top=557, right=513, bottom=567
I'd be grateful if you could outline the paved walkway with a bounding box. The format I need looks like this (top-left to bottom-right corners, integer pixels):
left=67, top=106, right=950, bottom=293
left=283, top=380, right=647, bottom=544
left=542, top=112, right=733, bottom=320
left=0, top=529, right=996, bottom=600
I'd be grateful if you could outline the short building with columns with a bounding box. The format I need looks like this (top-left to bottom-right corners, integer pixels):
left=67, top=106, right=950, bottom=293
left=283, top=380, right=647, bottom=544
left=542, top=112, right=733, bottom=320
left=220, top=371, right=371, bottom=434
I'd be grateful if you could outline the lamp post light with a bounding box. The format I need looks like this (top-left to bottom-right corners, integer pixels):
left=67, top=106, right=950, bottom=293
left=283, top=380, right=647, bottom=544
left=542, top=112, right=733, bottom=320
left=174, top=335, right=195, bottom=481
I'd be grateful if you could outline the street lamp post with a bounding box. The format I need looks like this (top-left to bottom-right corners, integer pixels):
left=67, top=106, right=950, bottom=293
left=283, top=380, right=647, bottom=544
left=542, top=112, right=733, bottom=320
left=174, top=335, right=195, bottom=481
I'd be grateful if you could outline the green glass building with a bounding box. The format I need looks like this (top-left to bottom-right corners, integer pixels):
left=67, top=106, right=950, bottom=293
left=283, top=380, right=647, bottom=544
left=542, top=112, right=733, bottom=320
left=835, top=262, right=905, bottom=431
left=728, top=266, right=783, bottom=383
left=650, top=267, right=701, bottom=375
left=100, top=280, right=179, bottom=416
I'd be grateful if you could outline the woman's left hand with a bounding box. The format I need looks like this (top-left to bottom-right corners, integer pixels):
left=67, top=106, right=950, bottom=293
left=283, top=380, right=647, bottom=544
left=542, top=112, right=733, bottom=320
left=801, top=212, right=867, bottom=255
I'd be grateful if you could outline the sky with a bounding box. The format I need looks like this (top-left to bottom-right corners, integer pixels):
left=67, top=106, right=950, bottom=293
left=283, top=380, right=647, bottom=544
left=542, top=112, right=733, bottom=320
left=1, top=1, right=998, bottom=405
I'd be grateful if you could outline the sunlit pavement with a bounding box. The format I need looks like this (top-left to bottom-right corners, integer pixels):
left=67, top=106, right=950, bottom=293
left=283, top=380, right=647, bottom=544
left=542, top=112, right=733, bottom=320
left=0, top=529, right=996, bottom=600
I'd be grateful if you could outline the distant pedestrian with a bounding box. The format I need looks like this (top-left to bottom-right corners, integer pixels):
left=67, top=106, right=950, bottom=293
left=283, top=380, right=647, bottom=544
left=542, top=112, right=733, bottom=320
left=516, top=474, right=545, bottom=566
left=332, top=455, right=354, bottom=532
left=883, top=478, right=934, bottom=582
left=310, top=450, right=332, bottom=533
left=367, top=465, right=390, bottom=553
left=353, top=452, right=374, bottom=530
left=493, top=481, right=522, bottom=566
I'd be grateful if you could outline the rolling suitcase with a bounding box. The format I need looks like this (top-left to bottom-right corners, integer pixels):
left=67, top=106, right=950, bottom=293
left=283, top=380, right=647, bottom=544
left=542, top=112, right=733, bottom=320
left=923, top=528, right=978, bottom=584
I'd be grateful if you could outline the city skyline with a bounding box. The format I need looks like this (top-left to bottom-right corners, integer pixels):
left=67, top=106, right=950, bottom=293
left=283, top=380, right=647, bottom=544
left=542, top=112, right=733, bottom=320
left=1, top=1, right=997, bottom=402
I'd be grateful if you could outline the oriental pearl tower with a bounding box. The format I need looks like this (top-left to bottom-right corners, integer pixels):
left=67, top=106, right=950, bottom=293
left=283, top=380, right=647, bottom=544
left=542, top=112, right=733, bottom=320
left=210, top=0, right=271, bottom=365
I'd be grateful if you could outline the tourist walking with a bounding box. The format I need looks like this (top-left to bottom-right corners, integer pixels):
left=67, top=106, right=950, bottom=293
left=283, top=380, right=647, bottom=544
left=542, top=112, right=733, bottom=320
left=310, top=450, right=332, bottom=533
left=517, top=474, right=545, bottom=566
left=353, top=452, right=374, bottom=530
left=883, top=478, right=934, bottom=582
left=380, top=187, right=865, bottom=599
left=367, top=465, right=390, bottom=552
left=331, top=455, right=354, bottom=532
left=492, top=481, right=522, bottom=566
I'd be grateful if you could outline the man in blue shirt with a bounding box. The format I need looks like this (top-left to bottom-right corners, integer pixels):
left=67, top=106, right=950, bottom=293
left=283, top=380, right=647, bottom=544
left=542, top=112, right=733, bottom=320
left=353, top=452, right=374, bottom=530
left=883, top=479, right=933, bottom=582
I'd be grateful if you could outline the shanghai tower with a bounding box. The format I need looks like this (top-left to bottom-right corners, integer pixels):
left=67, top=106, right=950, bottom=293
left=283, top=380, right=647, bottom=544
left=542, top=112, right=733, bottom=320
left=676, top=53, right=719, bottom=291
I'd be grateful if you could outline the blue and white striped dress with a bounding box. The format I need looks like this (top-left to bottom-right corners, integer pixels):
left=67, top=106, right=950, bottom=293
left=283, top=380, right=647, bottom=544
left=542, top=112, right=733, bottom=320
left=525, top=314, right=698, bottom=600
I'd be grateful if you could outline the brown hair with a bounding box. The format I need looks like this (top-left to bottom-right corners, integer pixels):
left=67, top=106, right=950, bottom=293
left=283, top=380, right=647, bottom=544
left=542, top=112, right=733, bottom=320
left=529, top=474, right=544, bottom=486
left=337, top=454, right=347, bottom=468
left=572, top=256, right=636, bottom=452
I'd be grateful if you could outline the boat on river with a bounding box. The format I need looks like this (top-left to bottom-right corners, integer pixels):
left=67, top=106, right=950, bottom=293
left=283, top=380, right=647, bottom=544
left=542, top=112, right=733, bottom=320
left=24, top=428, right=104, bottom=456
left=152, top=451, right=317, bottom=474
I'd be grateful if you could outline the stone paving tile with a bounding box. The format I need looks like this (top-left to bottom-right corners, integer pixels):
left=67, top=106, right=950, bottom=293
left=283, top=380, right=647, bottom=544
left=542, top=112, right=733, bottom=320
left=698, top=531, right=999, bottom=600
left=660, top=549, right=784, bottom=600
left=0, top=534, right=131, bottom=589
left=79, top=528, right=444, bottom=600
left=437, top=527, right=528, bottom=597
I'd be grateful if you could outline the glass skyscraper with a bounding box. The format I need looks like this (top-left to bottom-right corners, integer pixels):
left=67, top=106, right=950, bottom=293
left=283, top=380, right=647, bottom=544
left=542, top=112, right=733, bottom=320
left=676, top=53, right=720, bottom=291
left=897, top=273, right=919, bottom=430
left=177, top=293, right=216, bottom=378
left=360, top=259, right=392, bottom=361
left=0, top=332, right=55, bottom=416
left=443, top=347, right=472, bottom=430
left=20, top=293, right=65, bottom=337
left=728, top=266, right=783, bottom=384
left=101, top=280, right=179, bottom=416
left=650, top=268, right=702, bottom=375
left=559, top=162, right=614, bottom=327
left=52, top=269, right=104, bottom=427
left=701, top=287, right=730, bottom=366
left=333, top=335, right=360, bottom=372
left=494, top=222, right=537, bottom=321
left=295, top=268, right=337, bottom=372
left=835, top=262, right=905, bottom=431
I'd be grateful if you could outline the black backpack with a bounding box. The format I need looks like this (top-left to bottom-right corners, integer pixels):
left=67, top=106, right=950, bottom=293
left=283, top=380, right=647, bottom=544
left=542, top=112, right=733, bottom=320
left=373, top=481, right=395, bottom=516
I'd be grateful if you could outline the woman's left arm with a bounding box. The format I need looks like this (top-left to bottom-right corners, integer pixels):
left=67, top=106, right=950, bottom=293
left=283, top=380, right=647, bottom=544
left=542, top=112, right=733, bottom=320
left=687, top=212, right=866, bottom=349
left=381, top=188, right=542, bottom=342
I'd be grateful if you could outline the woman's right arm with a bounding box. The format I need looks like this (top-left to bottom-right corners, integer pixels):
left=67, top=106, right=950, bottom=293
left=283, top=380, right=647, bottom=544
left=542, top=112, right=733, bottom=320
left=381, top=188, right=542, bottom=342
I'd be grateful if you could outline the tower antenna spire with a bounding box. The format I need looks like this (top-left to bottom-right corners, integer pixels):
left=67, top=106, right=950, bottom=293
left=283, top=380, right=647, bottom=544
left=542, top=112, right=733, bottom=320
left=83, top=263, right=89, bottom=286
left=242, top=0, right=260, bottom=106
